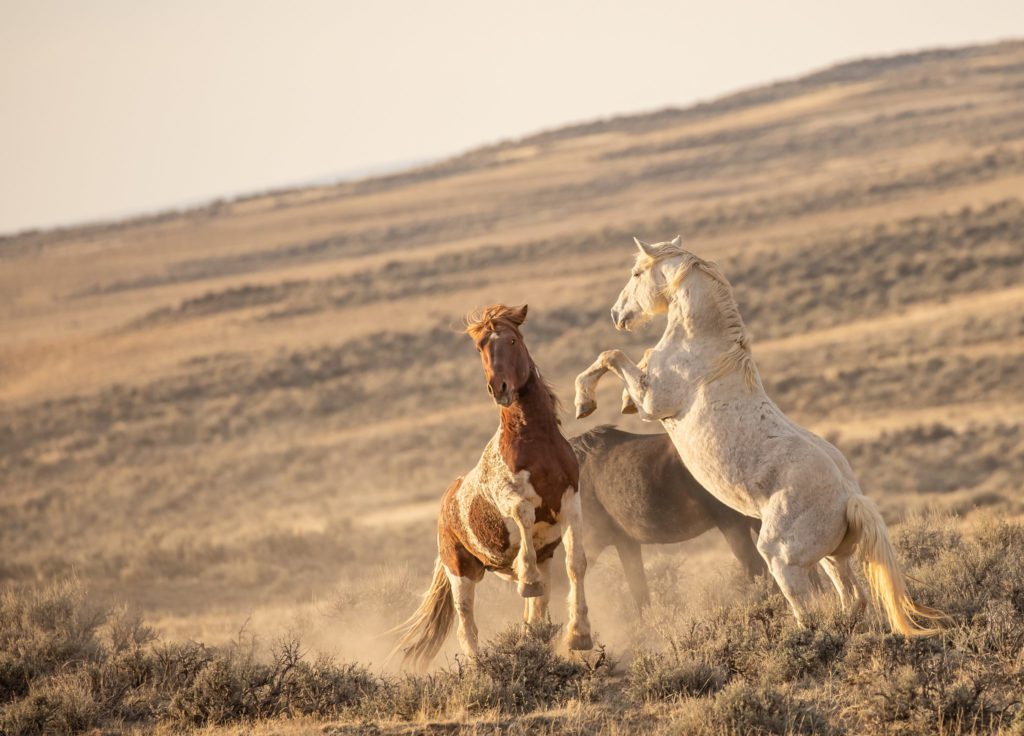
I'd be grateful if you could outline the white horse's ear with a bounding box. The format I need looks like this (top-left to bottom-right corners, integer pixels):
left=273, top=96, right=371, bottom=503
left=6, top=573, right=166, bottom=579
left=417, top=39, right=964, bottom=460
left=634, top=237, right=658, bottom=258
left=670, top=235, right=682, bottom=247
left=508, top=304, right=528, bottom=325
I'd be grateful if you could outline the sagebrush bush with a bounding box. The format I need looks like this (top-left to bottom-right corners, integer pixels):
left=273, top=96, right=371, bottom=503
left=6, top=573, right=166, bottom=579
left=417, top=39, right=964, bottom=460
left=627, top=650, right=726, bottom=701
left=3, top=515, right=1024, bottom=734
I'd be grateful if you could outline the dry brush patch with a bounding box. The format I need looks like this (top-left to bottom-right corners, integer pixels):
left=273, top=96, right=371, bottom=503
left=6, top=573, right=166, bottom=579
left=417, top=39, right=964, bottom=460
left=3, top=515, right=1024, bottom=734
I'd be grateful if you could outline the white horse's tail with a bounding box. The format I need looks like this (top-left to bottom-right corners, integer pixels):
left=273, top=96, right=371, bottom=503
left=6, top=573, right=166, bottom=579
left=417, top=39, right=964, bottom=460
left=387, top=559, right=455, bottom=671
left=845, top=495, right=948, bottom=637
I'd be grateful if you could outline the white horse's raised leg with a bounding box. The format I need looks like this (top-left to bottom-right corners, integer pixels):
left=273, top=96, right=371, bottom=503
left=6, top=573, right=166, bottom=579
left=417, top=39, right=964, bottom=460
left=575, top=350, right=650, bottom=419
left=574, top=357, right=608, bottom=419
left=445, top=569, right=479, bottom=657
left=523, top=558, right=552, bottom=625
left=561, top=489, right=593, bottom=649
left=621, top=349, right=654, bottom=414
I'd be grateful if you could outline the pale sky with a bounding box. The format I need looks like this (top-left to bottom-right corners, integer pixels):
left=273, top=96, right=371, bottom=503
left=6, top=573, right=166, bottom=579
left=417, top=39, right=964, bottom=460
left=1, top=1, right=1022, bottom=235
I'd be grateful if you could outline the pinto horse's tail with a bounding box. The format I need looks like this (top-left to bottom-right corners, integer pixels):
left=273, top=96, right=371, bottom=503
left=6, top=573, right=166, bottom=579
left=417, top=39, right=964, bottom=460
left=387, top=559, right=454, bottom=671
left=846, top=495, right=948, bottom=637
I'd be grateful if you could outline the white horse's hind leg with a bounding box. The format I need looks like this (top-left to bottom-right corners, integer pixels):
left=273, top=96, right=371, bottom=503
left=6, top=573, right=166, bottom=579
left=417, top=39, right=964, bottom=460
left=818, top=555, right=867, bottom=614
left=524, top=558, right=552, bottom=625
left=757, top=524, right=818, bottom=625
left=445, top=569, right=480, bottom=657
left=561, top=489, right=593, bottom=649
left=763, top=556, right=817, bottom=625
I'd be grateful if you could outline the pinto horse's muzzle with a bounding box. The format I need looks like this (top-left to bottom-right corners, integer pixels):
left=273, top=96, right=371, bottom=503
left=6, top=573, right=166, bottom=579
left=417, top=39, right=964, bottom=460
left=487, top=380, right=512, bottom=406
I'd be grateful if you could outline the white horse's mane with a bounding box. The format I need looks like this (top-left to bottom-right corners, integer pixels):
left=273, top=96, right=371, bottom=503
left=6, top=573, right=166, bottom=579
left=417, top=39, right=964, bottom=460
left=637, top=242, right=759, bottom=391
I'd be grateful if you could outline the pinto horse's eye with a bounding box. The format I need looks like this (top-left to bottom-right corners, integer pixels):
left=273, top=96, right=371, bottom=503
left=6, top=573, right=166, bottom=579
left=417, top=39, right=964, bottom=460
left=510, top=339, right=516, bottom=345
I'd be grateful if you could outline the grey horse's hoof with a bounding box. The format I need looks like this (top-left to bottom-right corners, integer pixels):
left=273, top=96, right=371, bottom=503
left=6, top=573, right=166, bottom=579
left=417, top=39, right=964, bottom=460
left=575, top=400, right=597, bottom=419
left=518, top=580, right=545, bottom=598
left=567, top=631, right=593, bottom=650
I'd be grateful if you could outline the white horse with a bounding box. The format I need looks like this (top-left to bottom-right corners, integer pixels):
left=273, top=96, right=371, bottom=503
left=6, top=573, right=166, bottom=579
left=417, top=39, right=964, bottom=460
left=574, top=236, right=946, bottom=636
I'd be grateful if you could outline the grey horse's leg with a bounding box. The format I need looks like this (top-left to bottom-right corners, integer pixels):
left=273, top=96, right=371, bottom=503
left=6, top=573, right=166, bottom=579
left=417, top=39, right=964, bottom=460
left=719, top=520, right=767, bottom=579
left=615, top=540, right=650, bottom=610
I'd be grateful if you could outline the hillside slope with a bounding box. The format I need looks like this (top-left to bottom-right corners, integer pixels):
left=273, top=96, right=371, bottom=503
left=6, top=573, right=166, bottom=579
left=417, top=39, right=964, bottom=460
left=1, top=40, right=1023, bottom=648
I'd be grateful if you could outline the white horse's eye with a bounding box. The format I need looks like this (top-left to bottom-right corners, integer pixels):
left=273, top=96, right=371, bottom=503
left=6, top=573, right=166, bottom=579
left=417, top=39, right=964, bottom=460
left=632, top=271, right=640, bottom=279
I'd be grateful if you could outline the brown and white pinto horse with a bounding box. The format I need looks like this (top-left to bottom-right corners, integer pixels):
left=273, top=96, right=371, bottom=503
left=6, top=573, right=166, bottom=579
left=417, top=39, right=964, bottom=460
left=392, top=304, right=592, bottom=670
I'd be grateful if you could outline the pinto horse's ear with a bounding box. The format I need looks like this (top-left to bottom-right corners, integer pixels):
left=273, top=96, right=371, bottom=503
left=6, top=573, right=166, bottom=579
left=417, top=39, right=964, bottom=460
left=634, top=236, right=658, bottom=258
left=670, top=235, right=682, bottom=247
left=508, top=304, right=528, bottom=325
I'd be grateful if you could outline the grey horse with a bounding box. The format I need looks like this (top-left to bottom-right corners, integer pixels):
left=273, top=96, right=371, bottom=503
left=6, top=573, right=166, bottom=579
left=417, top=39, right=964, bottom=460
left=569, top=425, right=766, bottom=609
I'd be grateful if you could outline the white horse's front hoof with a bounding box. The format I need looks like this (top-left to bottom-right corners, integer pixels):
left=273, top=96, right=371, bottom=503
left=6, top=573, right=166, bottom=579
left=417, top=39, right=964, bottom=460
left=575, top=400, right=597, bottom=419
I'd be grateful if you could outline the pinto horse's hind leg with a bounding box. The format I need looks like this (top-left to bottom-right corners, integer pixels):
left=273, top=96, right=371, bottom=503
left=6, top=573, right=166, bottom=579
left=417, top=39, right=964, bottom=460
left=615, top=540, right=650, bottom=610
left=444, top=569, right=480, bottom=657
left=561, top=488, right=593, bottom=650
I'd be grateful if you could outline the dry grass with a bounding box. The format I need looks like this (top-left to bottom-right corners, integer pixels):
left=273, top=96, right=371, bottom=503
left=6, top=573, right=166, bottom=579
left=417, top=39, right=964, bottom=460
left=3, top=516, right=1024, bottom=734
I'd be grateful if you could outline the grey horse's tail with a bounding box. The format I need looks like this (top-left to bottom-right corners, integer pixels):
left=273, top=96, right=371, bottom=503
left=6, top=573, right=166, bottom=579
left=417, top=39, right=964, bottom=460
left=387, top=559, right=454, bottom=671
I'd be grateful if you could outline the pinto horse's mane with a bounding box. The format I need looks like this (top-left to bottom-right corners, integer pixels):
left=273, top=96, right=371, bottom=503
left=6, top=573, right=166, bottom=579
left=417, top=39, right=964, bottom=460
left=464, top=305, right=563, bottom=422
left=637, top=243, right=759, bottom=392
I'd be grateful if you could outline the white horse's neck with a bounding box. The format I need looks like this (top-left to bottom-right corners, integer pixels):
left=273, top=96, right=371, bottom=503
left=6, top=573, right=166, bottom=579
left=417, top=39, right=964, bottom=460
left=662, top=276, right=734, bottom=349
left=657, top=265, right=762, bottom=394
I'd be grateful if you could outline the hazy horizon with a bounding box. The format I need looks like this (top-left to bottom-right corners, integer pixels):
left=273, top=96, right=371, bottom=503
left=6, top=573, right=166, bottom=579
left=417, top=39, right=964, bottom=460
left=2, top=1, right=1022, bottom=236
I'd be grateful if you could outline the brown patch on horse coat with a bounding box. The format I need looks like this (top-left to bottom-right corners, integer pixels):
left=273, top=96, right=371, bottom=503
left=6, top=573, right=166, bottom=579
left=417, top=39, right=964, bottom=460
left=536, top=538, right=562, bottom=563
left=468, top=496, right=510, bottom=555
left=535, top=506, right=557, bottom=525
left=438, top=478, right=485, bottom=581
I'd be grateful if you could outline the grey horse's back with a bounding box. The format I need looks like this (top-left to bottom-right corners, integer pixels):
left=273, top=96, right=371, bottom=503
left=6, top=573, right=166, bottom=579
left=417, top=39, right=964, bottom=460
left=570, top=425, right=765, bottom=578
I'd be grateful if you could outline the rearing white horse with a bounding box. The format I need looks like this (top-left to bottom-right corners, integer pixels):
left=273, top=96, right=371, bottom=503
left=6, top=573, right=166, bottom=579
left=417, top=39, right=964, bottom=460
left=574, top=236, right=946, bottom=636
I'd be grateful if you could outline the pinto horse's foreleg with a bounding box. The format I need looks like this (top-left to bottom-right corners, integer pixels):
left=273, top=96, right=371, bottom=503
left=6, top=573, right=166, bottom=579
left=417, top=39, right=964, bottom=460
left=444, top=569, right=480, bottom=657
left=523, top=558, right=552, bottom=625
left=561, top=488, right=593, bottom=650
left=496, top=489, right=544, bottom=598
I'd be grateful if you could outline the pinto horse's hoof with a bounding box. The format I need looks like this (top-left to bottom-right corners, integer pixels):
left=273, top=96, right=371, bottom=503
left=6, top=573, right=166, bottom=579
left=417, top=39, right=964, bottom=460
left=567, top=631, right=593, bottom=651
left=518, top=580, right=545, bottom=598
left=575, top=400, right=597, bottom=419
left=620, top=398, right=638, bottom=415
